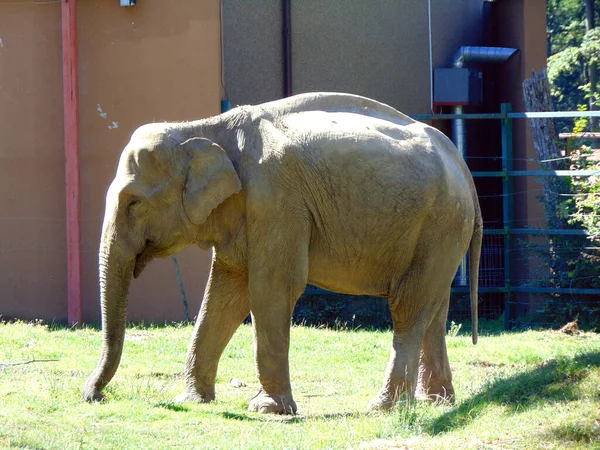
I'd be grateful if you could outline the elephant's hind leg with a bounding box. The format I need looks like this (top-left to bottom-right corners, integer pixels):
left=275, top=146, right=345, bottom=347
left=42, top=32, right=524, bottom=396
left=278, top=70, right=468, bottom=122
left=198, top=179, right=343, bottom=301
left=367, top=324, right=426, bottom=412
left=367, top=273, right=434, bottom=412
left=417, top=294, right=455, bottom=403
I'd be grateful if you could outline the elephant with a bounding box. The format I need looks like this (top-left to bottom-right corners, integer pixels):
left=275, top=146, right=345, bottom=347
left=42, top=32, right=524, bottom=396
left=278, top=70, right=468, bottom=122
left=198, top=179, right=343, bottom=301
left=83, top=92, right=482, bottom=414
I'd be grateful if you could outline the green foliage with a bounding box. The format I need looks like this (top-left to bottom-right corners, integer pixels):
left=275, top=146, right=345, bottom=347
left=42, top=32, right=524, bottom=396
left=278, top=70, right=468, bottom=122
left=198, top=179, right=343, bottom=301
left=569, top=146, right=600, bottom=239
left=573, top=104, right=590, bottom=134
left=547, top=0, right=600, bottom=118
left=547, top=0, right=587, bottom=113
left=548, top=47, right=585, bottom=108
left=581, top=27, right=600, bottom=65
left=547, top=0, right=586, bottom=52
left=538, top=1, right=600, bottom=328
left=551, top=147, right=600, bottom=332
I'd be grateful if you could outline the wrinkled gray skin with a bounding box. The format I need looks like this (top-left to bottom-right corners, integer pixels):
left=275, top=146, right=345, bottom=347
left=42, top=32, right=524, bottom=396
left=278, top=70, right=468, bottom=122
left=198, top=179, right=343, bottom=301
left=83, top=92, right=482, bottom=414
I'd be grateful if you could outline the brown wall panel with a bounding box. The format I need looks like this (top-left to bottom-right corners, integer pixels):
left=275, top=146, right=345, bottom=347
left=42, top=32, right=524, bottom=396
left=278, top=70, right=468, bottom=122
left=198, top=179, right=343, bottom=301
left=0, top=3, right=66, bottom=320
left=494, top=0, right=547, bottom=228
left=77, top=0, right=221, bottom=322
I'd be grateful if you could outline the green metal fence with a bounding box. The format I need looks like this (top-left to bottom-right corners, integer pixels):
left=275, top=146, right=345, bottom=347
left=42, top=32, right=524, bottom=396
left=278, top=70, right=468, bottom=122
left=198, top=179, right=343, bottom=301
left=413, top=104, right=600, bottom=330
left=300, top=105, right=600, bottom=330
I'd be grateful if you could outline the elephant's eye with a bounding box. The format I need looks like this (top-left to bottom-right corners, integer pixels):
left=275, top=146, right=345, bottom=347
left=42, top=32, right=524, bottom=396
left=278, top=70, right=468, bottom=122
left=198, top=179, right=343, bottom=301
left=127, top=198, right=141, bottom=215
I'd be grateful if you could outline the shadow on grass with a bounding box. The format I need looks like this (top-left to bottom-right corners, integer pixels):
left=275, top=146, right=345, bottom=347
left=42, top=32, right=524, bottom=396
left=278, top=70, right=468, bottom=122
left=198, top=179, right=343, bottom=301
left=155, top=402, right=191, bottom=412
left=218, top=411, right=307, bottom=423
left=220, top=412, right=266, bottom=422
left=426, top=350, right=600, bottom=435
left=218, top=411, right=365, bottom=423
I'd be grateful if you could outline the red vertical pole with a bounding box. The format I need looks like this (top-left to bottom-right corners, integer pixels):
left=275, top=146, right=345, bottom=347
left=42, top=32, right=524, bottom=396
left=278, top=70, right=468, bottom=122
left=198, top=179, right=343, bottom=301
left=62, top=0, right=82, bottom=325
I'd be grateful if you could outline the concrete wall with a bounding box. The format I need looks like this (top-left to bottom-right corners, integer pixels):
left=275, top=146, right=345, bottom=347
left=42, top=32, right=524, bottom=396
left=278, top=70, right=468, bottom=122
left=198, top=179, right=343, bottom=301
left=222, top=0, right=284, bottom=104
left=0, top=0, right=221, bottom=322
left=223, top=0, right=484, bottom=113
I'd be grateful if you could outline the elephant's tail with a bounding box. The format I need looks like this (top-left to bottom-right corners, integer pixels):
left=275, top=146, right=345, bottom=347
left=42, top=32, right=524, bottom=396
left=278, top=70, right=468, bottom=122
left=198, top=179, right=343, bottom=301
left=469, top=194, right=483, bottom=345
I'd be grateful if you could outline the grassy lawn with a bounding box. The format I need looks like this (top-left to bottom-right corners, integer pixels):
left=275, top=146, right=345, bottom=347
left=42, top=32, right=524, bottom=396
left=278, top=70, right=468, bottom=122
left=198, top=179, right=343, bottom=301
left=0, top=320, right=599, bottom=449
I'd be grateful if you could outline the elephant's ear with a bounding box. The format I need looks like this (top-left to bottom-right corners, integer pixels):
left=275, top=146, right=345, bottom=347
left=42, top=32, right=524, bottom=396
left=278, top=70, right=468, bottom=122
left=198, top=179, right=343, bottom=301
left=181, top=137, right=242, bottom=224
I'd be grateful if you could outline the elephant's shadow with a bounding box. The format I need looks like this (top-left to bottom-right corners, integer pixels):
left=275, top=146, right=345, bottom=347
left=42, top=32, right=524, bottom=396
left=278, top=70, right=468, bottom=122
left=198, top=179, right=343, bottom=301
left=153, top=403, right=365, bottom=423
left=218, top=411, right=365, bottom=423
left=426, top=349, right=600, bottom=435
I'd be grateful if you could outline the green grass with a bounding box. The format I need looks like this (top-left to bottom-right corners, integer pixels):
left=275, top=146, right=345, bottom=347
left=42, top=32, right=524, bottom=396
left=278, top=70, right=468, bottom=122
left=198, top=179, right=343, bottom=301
left=0, top=320, right=599, bottom=449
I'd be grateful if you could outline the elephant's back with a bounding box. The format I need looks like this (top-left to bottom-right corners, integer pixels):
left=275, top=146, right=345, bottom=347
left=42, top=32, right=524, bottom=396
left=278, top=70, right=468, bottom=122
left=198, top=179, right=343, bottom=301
left=258, top=92, right=415, bottom=127
left=278, top=110, right=468, bottom=206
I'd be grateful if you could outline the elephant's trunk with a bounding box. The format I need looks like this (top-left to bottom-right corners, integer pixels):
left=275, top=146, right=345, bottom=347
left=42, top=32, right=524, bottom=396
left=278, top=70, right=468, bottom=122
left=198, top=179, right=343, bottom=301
left=83, top=227, right=134, bottom=402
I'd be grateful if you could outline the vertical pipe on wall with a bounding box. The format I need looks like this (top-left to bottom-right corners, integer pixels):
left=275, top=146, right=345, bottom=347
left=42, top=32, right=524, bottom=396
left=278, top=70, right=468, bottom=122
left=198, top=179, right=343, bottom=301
left=452, top=105, right=468, bottom=286
left=61, top=0, right=82, bottom=325
left=427, top=0, right=433, bottom=113
left=282, top=0, right=292, bottom=97
left=219, top=0, right=230, bottom=113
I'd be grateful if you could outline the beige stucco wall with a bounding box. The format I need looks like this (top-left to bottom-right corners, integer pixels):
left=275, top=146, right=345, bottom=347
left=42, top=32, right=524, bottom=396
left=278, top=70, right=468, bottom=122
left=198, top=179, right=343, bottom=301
left=0, top=0, right=221, bottom=322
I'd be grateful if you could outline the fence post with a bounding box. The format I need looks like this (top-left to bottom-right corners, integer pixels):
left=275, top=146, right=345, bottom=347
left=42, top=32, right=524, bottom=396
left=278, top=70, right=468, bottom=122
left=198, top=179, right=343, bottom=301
left=501, top=103, right=514, bottom=330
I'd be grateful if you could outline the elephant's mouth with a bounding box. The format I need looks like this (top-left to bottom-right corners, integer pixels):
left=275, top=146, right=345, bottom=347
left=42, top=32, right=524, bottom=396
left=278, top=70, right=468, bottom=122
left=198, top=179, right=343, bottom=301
left=133, top=240, right=186, bottom=279
left=133, top=241, right=160, bottom=279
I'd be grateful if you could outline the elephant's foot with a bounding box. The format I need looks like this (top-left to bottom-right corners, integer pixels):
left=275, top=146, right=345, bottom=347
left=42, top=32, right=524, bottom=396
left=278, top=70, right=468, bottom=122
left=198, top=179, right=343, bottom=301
left=367, top=393, right=396, bottom=412
left=367, top=386, right=416, bottom=412
left=248, top=390, right=297, bottom=415
left=82, top=379, right=104, bottom=402
left=417, top=382, right=455, bottom=404
left=82, top=385, right=104, bottom=402
left=174, top=388, right=215, bottom=404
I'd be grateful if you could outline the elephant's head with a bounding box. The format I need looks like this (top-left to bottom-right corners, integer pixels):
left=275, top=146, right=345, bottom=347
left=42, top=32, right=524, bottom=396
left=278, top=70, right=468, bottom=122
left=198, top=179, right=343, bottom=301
left=83, top=124, right=241, bottom=401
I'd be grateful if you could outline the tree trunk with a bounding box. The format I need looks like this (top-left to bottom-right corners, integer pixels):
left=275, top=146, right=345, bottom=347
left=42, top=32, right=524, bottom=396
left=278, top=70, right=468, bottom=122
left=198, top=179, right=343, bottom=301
left=522, top=70, right=569, bottom=230
left=522, top=70, right=571, bottom=278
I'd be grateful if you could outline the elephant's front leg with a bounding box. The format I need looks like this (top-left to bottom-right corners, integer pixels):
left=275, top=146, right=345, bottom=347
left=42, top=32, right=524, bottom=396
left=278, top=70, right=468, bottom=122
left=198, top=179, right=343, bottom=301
left=247, top=294, right=298, bottom=414
left=175, top=256, right=249, bottom=403
left=246, top=224, right=309, bottom=414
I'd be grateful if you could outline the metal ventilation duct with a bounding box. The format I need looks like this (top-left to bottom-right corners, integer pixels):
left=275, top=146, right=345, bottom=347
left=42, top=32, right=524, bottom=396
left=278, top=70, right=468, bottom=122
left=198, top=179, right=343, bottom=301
left=451, top=47, right=518, bottom=162
left=452, top=46, right=519, bottom=68
left=450, top=46, right=518, bottom=286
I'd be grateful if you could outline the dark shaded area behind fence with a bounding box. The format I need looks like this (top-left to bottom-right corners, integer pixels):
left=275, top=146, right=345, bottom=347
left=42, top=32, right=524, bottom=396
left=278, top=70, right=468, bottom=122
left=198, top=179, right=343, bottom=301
left=294, top=107, right=600, bottom=331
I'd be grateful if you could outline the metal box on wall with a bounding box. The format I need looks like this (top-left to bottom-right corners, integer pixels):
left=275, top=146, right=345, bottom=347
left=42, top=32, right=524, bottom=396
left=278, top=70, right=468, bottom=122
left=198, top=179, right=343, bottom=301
left=434, top=68, right=482, bottom=105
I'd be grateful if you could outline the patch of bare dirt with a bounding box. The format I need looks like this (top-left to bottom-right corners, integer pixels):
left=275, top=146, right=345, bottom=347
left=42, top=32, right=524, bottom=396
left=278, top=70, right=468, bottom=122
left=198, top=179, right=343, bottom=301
left=468, top=361, right=507, bottom=368
left=557, top=321, right=581, bottom=335
left=124, top=331, right=154, bottom=342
